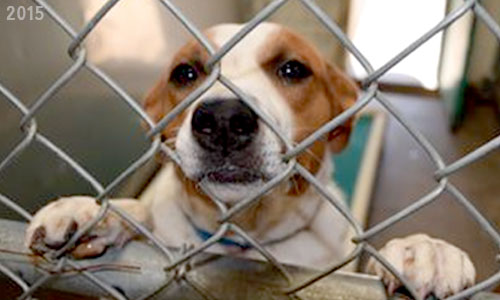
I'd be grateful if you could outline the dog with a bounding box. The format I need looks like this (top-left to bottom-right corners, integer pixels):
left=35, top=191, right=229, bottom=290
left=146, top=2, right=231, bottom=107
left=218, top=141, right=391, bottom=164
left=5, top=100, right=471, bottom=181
left=25, top=23, right=475, bottom=299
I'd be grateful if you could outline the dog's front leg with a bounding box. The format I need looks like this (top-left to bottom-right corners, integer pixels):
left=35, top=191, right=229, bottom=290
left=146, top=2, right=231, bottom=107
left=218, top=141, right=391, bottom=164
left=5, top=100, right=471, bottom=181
left=365, top=234, right=475, bottom=300
left=25, top=196, right=150, bottom=258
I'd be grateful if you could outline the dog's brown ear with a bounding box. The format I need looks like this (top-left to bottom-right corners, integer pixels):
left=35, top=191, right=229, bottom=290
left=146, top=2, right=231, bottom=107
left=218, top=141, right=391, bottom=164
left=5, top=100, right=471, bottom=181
left=324, top=63, right=359, bottom=153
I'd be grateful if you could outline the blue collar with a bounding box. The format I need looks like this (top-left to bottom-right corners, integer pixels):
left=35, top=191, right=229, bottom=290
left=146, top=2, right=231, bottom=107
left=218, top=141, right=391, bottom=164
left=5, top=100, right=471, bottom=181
left=193, top=226, right=253, bottom=250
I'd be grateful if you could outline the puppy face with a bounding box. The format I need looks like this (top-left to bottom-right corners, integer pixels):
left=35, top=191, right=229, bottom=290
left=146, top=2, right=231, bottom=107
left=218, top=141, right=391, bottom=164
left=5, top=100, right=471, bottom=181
left=144, top=23, right=358, bottom=204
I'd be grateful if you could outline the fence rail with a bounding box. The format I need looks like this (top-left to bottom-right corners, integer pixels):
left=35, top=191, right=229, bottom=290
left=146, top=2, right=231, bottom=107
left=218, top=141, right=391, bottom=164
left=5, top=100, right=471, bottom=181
left=1, top=0, right=500, bottom=299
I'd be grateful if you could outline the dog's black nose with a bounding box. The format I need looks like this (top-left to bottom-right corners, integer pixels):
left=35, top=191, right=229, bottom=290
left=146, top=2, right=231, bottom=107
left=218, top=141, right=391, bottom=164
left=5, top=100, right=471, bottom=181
left=191, top=99, right=258, bottom=153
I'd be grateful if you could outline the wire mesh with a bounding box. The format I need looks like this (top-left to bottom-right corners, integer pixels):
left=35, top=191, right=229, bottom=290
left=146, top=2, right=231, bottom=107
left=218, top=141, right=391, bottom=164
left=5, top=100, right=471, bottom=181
left=0, top=0, right=500, bottom=299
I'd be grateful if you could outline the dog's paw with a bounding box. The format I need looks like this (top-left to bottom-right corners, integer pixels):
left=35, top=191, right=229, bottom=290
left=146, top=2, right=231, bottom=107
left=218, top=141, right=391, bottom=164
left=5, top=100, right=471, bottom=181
left=365, top=234, right=475, bottom=300
left=25, top=196, right=135, bottom=258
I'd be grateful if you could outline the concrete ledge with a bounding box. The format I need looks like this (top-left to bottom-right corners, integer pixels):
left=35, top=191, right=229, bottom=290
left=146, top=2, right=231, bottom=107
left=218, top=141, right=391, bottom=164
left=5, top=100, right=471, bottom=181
left=0, top=219, right=386, bottom=299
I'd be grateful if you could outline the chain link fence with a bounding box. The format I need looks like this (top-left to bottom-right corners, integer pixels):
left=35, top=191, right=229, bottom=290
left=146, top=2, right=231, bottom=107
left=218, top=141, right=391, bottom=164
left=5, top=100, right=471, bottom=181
left=1, top=0, right=500, bottom=299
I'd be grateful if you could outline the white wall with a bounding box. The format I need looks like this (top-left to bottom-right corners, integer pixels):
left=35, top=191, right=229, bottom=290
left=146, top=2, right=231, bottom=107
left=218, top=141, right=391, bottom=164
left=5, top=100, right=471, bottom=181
left=346, top=0, right=447, bottom=89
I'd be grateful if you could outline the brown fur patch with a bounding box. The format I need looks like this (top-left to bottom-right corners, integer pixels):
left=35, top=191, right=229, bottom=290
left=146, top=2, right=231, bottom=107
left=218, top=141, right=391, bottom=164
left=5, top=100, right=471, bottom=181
left=142, top=35, right=217, bottom=205
left=143, top=36, right=213, bottom=143
left=258, top=27, right=359, bottom=196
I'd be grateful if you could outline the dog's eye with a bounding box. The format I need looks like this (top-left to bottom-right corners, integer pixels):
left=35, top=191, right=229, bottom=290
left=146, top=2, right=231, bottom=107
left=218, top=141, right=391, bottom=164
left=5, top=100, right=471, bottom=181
left=277, top=60, right=312, bottom=82
left=170, top=63, right=199, bottom=86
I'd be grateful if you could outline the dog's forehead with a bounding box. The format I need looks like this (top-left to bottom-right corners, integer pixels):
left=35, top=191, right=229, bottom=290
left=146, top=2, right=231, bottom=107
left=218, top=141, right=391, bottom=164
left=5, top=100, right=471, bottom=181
left=208, top=23, right=279, bottom=48
left=206, top=23, right=281, bottom=69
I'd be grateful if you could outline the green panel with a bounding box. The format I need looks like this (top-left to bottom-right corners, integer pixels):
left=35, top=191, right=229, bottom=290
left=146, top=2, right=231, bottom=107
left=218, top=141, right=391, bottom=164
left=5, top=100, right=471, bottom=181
left=332, top=114, right=373, bottom=208
left=439, top=0, right=474, bottom=129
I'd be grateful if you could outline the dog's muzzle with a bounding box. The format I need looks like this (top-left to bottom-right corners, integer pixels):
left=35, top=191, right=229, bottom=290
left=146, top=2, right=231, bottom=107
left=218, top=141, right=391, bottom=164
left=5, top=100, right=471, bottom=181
left=190, top=98, right=266, bottom=184
left=191, top=98, right=258, bottom=153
